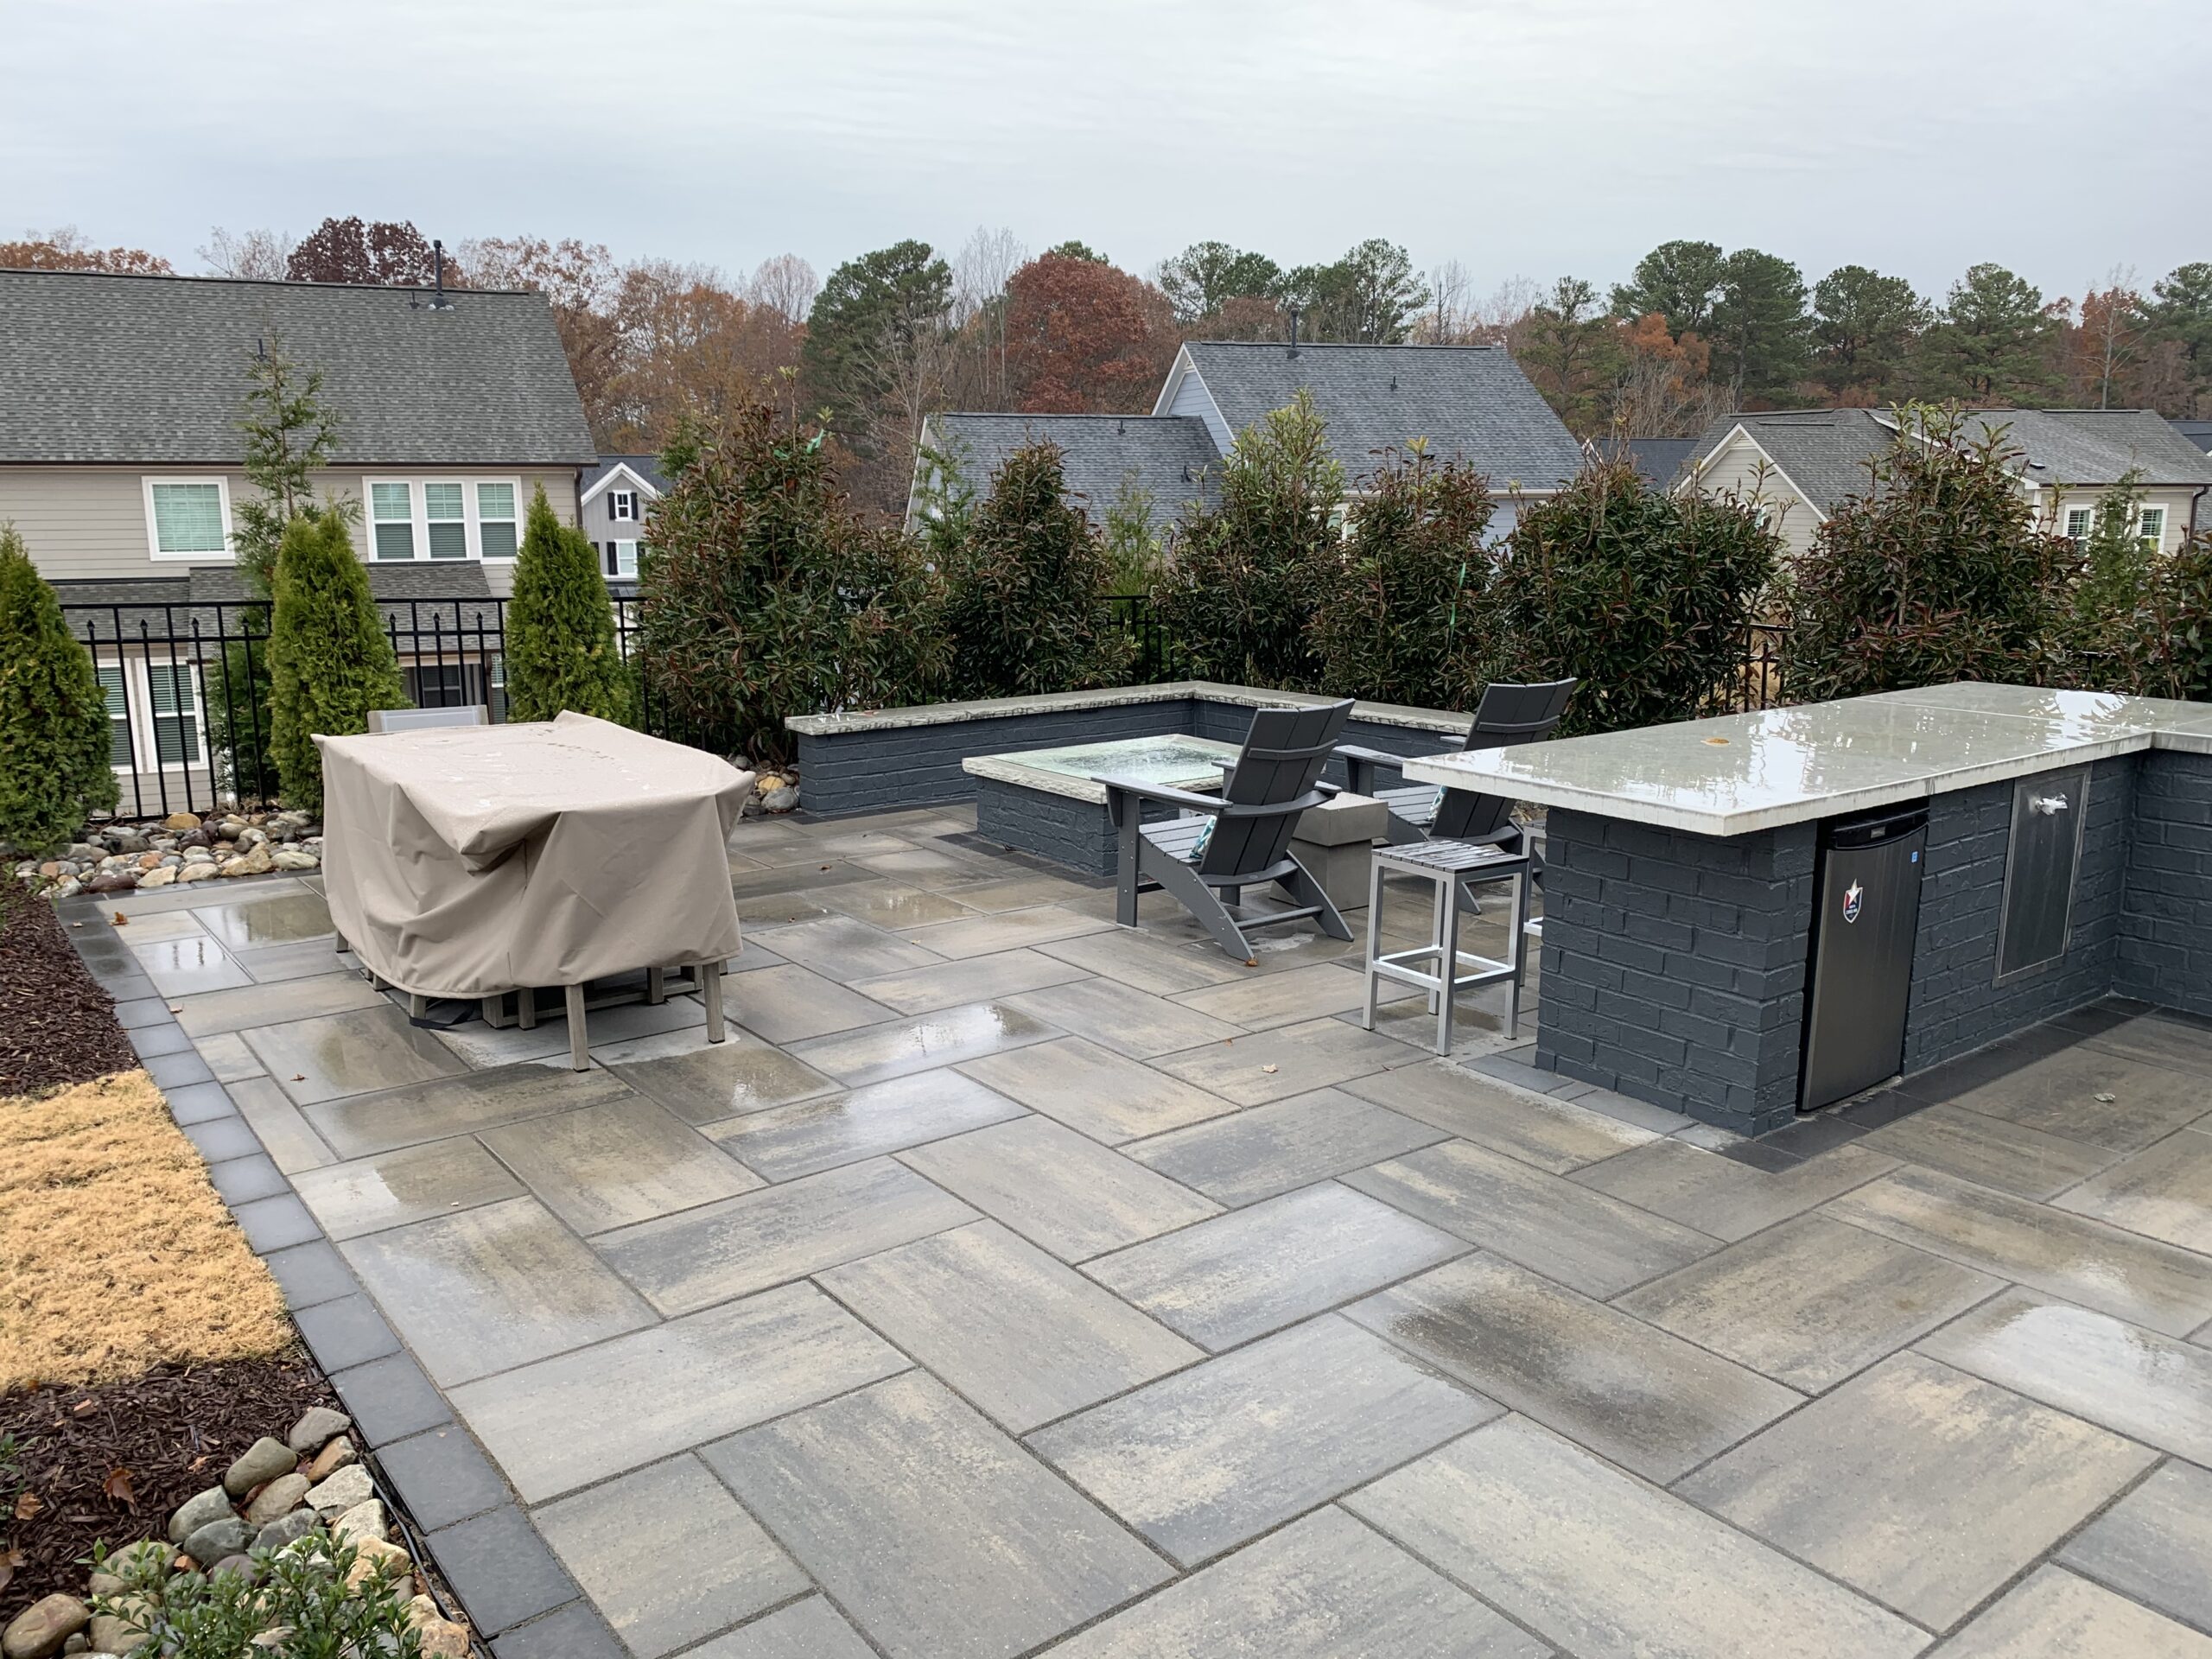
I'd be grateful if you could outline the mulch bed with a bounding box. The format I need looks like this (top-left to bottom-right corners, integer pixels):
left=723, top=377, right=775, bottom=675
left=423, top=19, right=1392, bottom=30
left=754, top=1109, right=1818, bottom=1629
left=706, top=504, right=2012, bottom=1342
left=1, top=1351, right=340, bottom=1620
left=0, top=885, right=136, bottom=1096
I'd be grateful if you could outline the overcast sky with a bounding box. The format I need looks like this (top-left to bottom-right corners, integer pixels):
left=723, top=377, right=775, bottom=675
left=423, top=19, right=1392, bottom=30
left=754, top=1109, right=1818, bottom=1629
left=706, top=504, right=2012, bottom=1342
left=8, top=0, right=2202, bottom=303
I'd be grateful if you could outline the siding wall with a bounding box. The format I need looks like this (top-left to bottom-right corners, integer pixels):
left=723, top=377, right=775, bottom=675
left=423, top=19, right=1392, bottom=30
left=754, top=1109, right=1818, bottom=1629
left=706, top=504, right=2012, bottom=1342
left=2117, top=748, right=2212, bottom=1017
left=1685, top=432, right=1823, bottom=558
left=0, top=465, right=579, bottom=588
left=1165, top=366, right=1233, bottom=454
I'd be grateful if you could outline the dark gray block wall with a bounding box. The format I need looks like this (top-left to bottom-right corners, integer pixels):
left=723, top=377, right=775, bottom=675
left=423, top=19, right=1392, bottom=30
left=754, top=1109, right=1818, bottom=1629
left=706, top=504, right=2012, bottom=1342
left=972, top=778, right=1122, bottom=878
left=1900, top=755, right=2135, bottom=1072
left=2118, top=748, right=2212, bottom=1018
left=1536, top=808, right=1816, bottom=1136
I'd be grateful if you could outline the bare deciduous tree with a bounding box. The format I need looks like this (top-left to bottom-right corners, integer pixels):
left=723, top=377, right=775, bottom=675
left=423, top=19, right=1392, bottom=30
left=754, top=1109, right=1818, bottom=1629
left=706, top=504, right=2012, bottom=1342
left=199, top=226, right=295, bottom=280
left=746, top=253, right=818, bottom=330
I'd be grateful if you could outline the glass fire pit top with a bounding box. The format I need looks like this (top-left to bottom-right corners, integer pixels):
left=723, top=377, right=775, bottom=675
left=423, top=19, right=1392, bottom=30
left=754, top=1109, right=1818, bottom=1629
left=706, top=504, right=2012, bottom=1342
left=962, top=734, right=1242, bottom=804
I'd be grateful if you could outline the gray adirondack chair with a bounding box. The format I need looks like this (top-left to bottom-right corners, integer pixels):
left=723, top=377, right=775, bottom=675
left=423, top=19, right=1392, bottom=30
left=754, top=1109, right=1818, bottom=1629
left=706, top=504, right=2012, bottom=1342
left=1099, top=699, right=1357, bottom=963
left=1340, top=678, right=1576, bottom=863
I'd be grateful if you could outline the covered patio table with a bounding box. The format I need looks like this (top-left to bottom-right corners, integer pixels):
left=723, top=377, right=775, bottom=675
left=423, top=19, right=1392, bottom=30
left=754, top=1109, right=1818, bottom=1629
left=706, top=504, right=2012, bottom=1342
left=315, top=711, right=753, bottom=1069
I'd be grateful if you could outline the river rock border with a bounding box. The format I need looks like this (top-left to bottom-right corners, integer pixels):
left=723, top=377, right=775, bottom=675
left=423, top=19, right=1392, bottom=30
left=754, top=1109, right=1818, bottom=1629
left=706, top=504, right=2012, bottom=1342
left=52, top=899, right=621, bottom=1659
left=13, top=813, right=322, bottom=900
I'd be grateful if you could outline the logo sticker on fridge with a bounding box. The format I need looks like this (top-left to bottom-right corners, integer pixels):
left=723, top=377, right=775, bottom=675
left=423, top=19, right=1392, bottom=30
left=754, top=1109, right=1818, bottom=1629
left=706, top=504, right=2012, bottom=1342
left=1842, top=880, right=1864, bottom=923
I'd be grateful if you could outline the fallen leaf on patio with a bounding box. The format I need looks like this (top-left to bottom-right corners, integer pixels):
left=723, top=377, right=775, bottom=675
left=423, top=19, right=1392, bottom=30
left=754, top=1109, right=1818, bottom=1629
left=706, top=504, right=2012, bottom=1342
left=292, top=1074, right=307, bottom=1082
left=1262, top=1064, right=1278, bottom=1073
left=113, top=912, right=130, bottom=925
left=2094, top=1091, right=2116, bottom=1103
left=168, top=1006, right=183, bottom=1014
left=14, top=1491, right=44, bottom=1522
left=103, top=1468, right=137, bottom=1508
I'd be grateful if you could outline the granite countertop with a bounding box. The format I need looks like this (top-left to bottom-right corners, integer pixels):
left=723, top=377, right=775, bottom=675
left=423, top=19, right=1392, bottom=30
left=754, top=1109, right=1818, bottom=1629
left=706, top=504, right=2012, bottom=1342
left=1402, top=683, right=2212, bottom=837
left=963, top=734, right=1242, bottom=804
left=786, top=681, right=1474, bottom=737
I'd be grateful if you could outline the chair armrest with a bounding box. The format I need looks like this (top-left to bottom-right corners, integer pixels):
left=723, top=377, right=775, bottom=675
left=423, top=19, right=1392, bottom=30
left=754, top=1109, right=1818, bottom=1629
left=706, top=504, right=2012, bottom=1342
left=1337, top=744, right=1405, bottom=798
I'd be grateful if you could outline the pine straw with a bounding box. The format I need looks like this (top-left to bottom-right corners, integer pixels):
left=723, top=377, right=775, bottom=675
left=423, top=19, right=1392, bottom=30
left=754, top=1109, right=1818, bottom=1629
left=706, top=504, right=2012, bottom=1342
left=1, top=1071, right=292, bottom=1391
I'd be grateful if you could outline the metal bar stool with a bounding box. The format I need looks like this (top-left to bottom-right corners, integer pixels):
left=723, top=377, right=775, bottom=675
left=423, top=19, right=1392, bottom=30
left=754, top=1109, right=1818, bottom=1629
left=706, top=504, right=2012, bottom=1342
left=1363, top=838, right=1532, bottom=1054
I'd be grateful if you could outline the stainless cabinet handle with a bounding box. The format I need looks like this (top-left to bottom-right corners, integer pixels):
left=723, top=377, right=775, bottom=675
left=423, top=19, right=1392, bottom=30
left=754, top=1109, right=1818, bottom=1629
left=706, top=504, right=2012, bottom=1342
left=2031, top=795, right=2069, bottom=816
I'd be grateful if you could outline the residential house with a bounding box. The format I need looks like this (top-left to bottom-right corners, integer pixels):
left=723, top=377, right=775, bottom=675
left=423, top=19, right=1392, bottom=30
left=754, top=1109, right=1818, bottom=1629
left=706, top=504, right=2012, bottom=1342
left=2174, top=418, right=2212, bottom=454
left=580, top=454, right=666, bottom=589
left=0, top=267, right=596, bottom=808
left=911, top=340, right=1583, bottom=540
left=1592, top=435, right=1699, bottom=490
left=1682, top=406, right=2212, bottom=559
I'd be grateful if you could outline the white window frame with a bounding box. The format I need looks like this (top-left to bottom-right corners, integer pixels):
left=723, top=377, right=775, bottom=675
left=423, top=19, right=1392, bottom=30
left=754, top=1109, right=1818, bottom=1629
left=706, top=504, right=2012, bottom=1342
left=610, top=489, right=638, bottom=523
left=361, top=476, right=528, bottom=562
left=142, top=476, right=235, bottom=563
left=476, top=480, right=521, bottom=560
left=2139, top=505, right=2168, bottom=550
left=2063, top=505, right=2094, bottom=541
left=95, top=657, right=207, bottom=772
left=610, top=539, right=639, bottom=579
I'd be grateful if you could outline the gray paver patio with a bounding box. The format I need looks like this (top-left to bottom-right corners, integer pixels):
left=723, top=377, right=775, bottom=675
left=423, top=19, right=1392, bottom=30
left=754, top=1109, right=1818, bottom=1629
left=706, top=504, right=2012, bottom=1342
left=142, top=817, right=2212, bottom=1656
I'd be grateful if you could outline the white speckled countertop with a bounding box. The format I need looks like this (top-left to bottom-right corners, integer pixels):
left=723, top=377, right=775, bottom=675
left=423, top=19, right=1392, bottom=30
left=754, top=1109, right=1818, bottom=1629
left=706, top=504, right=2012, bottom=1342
left=1402, top=683, right=2212, bottom=837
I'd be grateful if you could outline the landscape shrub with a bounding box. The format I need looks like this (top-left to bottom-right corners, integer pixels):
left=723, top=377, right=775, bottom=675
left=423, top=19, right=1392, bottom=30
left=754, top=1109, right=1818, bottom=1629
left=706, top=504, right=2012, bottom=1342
left=91, top=1529, right=421, bottom=1659
left=1486, top=456, right=1777, bottom=735
left=1783, top=405, right=2074, bottom=701
left=1101, top=469, right=1164, bottom=596
left=637, top=406, right=948, bottom=766
left=1312, top=446, right=1497, bottom=705
left=0, top=525, right=118, bottom=854
left=505, top=485, right=634, bottom=724
left=265, top=514, right=407, bottom=815
left=943, top=441, right=1131, bottom=697
left=2101, top=528, right=2212, bottom=702
left=203, top=636, right=276, bottom=804
left=1155, top=389, right=1342, bottom=690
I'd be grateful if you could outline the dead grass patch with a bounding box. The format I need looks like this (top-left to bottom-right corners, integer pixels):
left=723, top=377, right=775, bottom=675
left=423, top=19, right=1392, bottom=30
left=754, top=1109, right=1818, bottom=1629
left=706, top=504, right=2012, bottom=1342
left=1, top=1070, right=291, bottom=1390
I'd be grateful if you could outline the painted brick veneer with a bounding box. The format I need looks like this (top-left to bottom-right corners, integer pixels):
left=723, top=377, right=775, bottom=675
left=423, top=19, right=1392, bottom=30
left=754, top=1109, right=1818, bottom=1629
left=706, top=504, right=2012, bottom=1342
left=2118, top=747, right=2212, bottom=1018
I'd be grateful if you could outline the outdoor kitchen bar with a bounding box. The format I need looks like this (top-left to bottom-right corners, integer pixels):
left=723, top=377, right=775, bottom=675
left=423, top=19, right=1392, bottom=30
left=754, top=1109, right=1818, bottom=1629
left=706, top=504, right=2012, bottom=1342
left=1405, top=683, right=2212, bottom=1137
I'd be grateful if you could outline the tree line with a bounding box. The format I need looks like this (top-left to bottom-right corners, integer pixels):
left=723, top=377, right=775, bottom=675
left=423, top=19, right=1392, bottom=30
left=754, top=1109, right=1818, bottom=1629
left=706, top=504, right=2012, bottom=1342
left=10, top=220, right=2209, bottom=515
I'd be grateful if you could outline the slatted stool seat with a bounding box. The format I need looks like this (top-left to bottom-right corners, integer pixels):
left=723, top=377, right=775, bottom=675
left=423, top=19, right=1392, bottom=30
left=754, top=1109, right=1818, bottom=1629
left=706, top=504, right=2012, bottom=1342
left=1363, top=837, right=1532, bottom=1055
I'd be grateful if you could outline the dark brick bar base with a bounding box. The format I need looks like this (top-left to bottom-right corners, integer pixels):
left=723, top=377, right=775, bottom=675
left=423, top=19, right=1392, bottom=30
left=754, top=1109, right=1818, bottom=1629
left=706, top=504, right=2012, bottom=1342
left=1537, top=747, right=2212, bottom=1135
left=973, top=777, right=1123, bottom=878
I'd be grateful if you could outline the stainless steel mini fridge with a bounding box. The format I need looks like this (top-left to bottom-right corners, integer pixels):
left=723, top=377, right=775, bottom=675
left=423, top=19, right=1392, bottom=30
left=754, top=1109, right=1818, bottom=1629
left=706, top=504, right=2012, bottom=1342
left=1801, top=803, right=1929, bottom=1112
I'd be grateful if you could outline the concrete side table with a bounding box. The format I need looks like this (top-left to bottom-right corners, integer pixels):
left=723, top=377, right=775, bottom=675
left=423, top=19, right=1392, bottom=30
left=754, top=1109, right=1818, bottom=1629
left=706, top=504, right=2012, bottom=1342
left=1291, top=792, right=1389, bottom=910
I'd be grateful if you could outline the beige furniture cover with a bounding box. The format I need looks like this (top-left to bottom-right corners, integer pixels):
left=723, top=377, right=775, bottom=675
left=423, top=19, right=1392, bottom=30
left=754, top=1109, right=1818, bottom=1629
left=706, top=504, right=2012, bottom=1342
left=315, top=712, right=752, bottom=999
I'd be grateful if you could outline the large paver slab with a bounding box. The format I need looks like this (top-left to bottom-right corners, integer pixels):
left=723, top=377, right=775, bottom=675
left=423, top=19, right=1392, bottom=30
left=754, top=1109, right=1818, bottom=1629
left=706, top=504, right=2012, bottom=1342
left=1031, top=1315, right=1496, bottom=1565
left=480, top=1096, right=761, bottom=1232
left=749, top=914, right=945, bottom=980
left=708, top=1069, right=1023, bottom=1181
left=227, top=1076, right=338, bottom=1173
left=194, top=890, right=334, bottom=947
left=817, top=1220, right=1199, bottom=1433
left=597, top=1155, right=977, bottom=1313
left=244, top=1005, right=478, bottom=1105
left=533, top=1454, right=807, bottom=1659
left=1342, top=1136, right=1715, bottom=1297
left=896, top=904, right=1114, bottom=958
left=788, top=1001, right=1057, bottom=1085
left=1035, top=927, right=1249, bottom=995
left=1919, top=1287, right=2212, bottom=1463
left=340, top=1196, right=657, bottom=1385
left=1349, top=1252, right=1800, bottom=1483
left=1170, top=963, right=1390, bottom=1030
left=2071, top=1008, right=2212, bottom=1072
left=304, top=1063, right=632, bottom=1160
left=1005, top=976, right=1244, bottom=1058
left=703, top=1372, right=1170, bottom=1659
left=1830, top=1164, right=2212, bottom=1336
left=818, top=879, right=984, bottom=930
left=293, top=1138, right=523, bottom=1239
left=685, top=1599, right=874, bottom=1659
left=1344, top=1416, right=1927, bottom=1659
left=1861, top=1103, right=2116, bottom=1200
left=1043, top=1505, right=1547, bottom=1658
left=727, top=963, right=897, bottom=1045
left=450, top=1281, right=908, bottom=1502
left=1154, top=1017, right=1410, bottom=1106
left=1083, top=1181, right=1465, bottom=1351
left=173, top=972, right=385, bottom=1036
left=1342, top=1061, right=1658, bottom=1173
left=1679, top=1351, right=2154, bottom=1630
left=899, top=1116, right=1219, bottom=1261
left=1571, top=1136, right=1899, bottom=1241
left=1618, top=1211, right=2002, bottom=1391
left=433, top=996, right=704, bottom=1067
left=848, top=947, right=1088, bottom=1014
left=607, top=1032, right=839, bottom=1125
left=957, top=1036, right=1237, bottom=1143
left=1933, top=1566, right=2212, bottom=1657
left=1125, top=1086, right=1446, bottom=1205
left=132, top=932, right=251, bottom=995
left=2054, top=1126, right=2212, bottom=1253
left=1936, top=1043, right=2208, bottom=1152
left=2059, top=1461, right=2212, bottom=1637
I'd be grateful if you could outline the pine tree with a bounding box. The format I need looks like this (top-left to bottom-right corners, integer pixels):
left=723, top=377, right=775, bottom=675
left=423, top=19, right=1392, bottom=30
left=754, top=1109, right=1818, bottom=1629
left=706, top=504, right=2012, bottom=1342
left=265, top=514, right=406, bottom=814
left=233, top=335, right=343, bottom=596
left=0, top=524, right=118, bottom=853
left=504, top=486, right=634, bottom=724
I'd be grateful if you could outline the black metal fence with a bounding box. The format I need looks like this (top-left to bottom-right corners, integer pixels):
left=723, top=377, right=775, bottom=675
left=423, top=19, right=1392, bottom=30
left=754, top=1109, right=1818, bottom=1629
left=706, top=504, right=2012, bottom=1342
left=63, top=594, right=1789, bottom=821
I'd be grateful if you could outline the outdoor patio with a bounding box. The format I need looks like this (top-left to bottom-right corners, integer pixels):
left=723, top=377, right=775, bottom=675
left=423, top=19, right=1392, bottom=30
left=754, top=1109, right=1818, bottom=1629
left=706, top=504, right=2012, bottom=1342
left=74, top=802, right=2212, bottom=1659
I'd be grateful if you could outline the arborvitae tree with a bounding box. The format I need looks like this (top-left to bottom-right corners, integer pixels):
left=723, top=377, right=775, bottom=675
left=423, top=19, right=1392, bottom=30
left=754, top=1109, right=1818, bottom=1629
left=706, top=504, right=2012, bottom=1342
left=1155, top=389, right=1343, bottom=689
left=1489, top=456, right=1778, bottom=736
left=1784, top=405, right=2074, bottom=700
left=1312, top=446, right=1497, bottom=705
left=942, top=441, right=1130, bottom=698
left=266, top=514, right=406, bottom=814
left=504, top=486, right=634, bottom=724
left=0, top=525, right=118, bottom=853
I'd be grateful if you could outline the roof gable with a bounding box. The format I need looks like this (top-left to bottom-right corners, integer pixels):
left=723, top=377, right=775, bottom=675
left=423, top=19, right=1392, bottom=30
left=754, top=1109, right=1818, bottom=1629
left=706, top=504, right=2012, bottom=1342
left=0, top=270, right=595, bottom=467
left=916, top=413, right=1221, bottom=533
left=1172, top=340, right=1584, bottom=488
left=582, top=457, right=666, bottom=505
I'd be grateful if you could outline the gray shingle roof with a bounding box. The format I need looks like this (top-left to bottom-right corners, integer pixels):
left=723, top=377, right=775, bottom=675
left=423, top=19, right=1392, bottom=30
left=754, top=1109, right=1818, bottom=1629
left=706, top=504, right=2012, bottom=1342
left=918, top=413, right=1220, bottom=532
left=0, top=270, right=595, bottom=466
left=2175, top=419, right=2212, bottom=454
left=584, top=454, right=670, bottom=496
left=1175, top=341, right=1585, bottom=489
left=52, top=562, right=502, bottom=641
left=1606, top=435, right=1700, bottom=489
left=1693, top=406, right=2212, bottom=516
